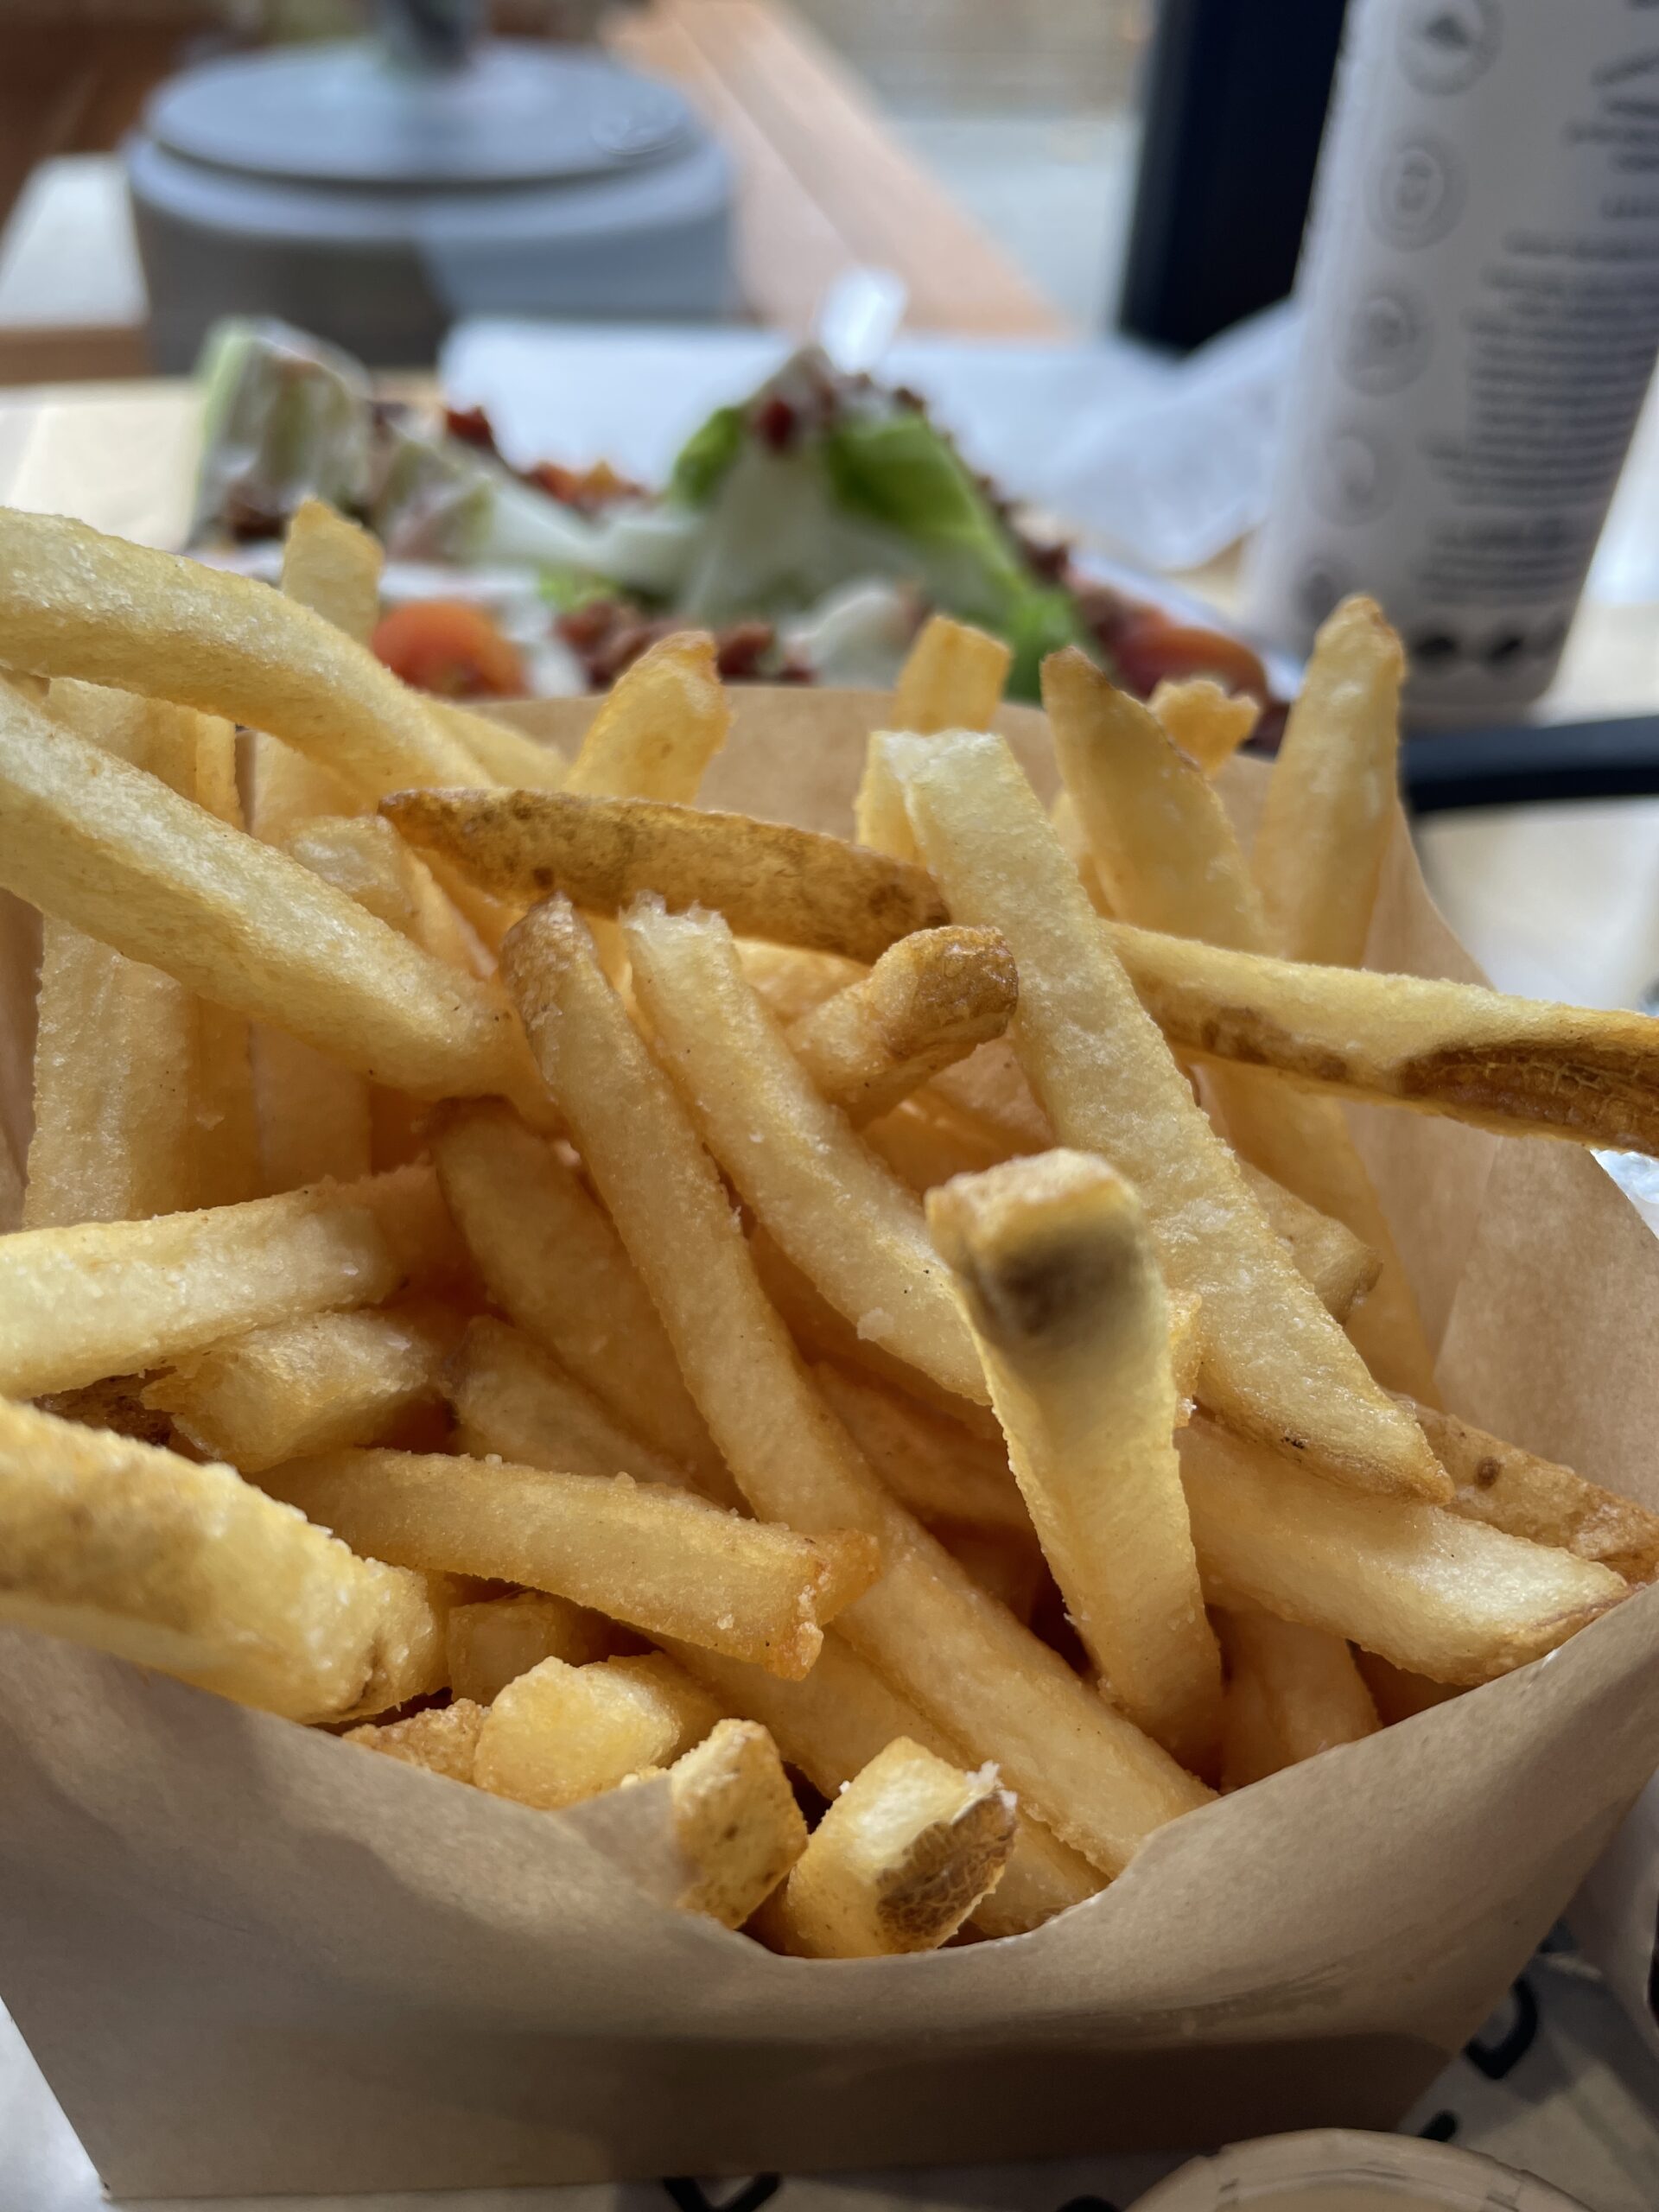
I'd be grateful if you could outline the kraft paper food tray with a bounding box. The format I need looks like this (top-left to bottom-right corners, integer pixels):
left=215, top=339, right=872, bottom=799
left=3, top=690, right=1659, bottom=2201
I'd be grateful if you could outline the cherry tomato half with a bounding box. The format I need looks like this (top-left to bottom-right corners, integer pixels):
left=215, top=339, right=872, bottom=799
left=1109, top=613, right=1270, bottom=706
left=371, top=600, right=525, bottom=700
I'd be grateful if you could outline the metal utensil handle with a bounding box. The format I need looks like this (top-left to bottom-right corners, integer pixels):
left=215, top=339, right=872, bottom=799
left=377, top=0, right=484, bottom=69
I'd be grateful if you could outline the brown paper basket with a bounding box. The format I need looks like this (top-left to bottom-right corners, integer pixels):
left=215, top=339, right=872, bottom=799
left=3, top=690, right=1659, bottom=2200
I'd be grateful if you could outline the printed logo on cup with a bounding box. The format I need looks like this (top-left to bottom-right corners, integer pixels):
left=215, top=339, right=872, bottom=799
left=1398, top=0, right=1501, bottom=96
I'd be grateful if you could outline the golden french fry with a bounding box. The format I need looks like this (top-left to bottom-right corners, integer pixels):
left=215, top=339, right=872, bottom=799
left=1239, top=1162, right=1378, bottom=1321
left=1254, top=595, right=1404, bottom=968
left=261, top=1447, right=880, bottom=1680
left=564, top=630, right=729, bottom=803
left=861, top=1095, right=1015, bottom=1193
left=188, top=716, right=263, bottom=1209
left=251, top=1024, right=375, bottom=1190
left=1044, top=645, right=1438, bottom=1400
left=925, top=1037, right=1052, bottom=1154
left=501, top=893, right=1211, bottom=1875
left=280, top=497, right=382, bottom=645
left=1413, top=1400, right=1659, bottom=1584
left=660, top=1717, right=808, bottom=1927
left=930, top=1151, right=1224, bottom=1775
left=746, top=1222, right=1001, bottom=1437
left=346, top=1699, right=485, bottom=1783
left=0, top=507, right=475, bottom=798
left=142, top=1304, right=449, bottom=1472
left=430, top=1102, right=727, bottom=1496
left=285, top=813, right=481, bottom=976
left=1106, top=918, right=1659, bottom=1156
left=887, top=728, right=1446, bottom=1499
left=446, top=1314, right=694, bottom=1491
left=245, top=717, right=376, bottom=1189
left=24, top=918, right=197, bottom=1226
left=474, top=1652, right=721, bottom=1809
left=1354, top=1649, right=1465, bottom=1725
left=380, top=787, right=950, bottom=965
left=936, top=1520, right=1051, bottom=1625
left=664, top=1631, right=1103, bottom=1937
left=431, top=700, right=569, bottom=791
left=753, top=1737, right=1015, bottom=1958
left=0, top=1179, right=406, bottom=1398
left=1179, top=1416, right=1625, bottom=1684
left=0, top=1400, right=443, bottom=1721
left=1149, top=677, right=1260, bottom=777
left=445, top=1590, right=617, bottom=1704
left=893, top=614, right=1012, bottom=736
left=736, top=939, right=866, bottom=1023
left=347, top=1159, right=474, bottom=1293
left=783, top=925, right=1017, bottom=1124
left=855, top=731, right=921, bottom=862
left=812, top=1361, right=1027, bottom=1535
left=1217, top=1608, right=1379, bottom=1791
left=0, top=684, right=531, bottom=1103
left=624, top=899, right=988, bottom=1406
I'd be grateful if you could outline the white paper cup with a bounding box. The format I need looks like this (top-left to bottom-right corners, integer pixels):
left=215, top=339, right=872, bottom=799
left=1133, top=2129, right=1591, bottom=2211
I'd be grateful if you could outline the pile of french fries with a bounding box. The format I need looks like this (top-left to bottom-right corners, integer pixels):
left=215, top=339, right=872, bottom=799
left=3, top=498, right=1658, bottom=1960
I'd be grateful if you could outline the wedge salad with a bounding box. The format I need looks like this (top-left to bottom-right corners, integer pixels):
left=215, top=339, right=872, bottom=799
left=190, top=318, right=1273, bottom=710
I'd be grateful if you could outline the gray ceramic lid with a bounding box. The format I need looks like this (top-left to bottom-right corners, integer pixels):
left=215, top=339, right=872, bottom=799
left=144, top=39, right=696, bottom=189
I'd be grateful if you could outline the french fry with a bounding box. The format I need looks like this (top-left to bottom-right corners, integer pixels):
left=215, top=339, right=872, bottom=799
left=245, top=721, right=376, bottom=1190
left=563, top=630, right=729, bottom=803
left=0, top=508, right=476, bottom=798
left=1149, top=677, right=1260, bottom=777
left=664, top=1632, right=1103, bottom=1937
left=474, top=1652, right=721, bottom=1809
left=430, top=1102, right=728, bottom=1495
left=1253, top=595, right=1404, bottom=968
left=893, top=613, right=1012, bottom=737
left=936, top=1522, right=1051, bottom=1625
left=1105, top=918, right=1659, bottom=1156
left=261, top=1447, right=880, bottom=1679
left=0, top=1400, right=443, bottom=1722
left=1414, top=1401, right=1659, bottom=1584
left=886, top=728, right=1446, bottom=1499
left=279, top=497, right=383, bottom=645
left=0, top=1179, right=405, bottom=1398
left=1044, top=647, right=1438, bottom=1400
left=24, top=918, right=197, bottom=1226
left=380, top=787, right=949, bottom=964
left=445, top=1591, right=617, bottom=1704
left=1179, top=1416, right=1625, bottom=1683
left=431, top=700, right=570, bottom=791
left=812, top=1361, right=1027, bottom=1535
left=624, top=899, right=988, bottom=1406
left=446, top=1315, right=695, bottom=1491
left=1217, top=1608, right=1379, bottom=1790
left=22, top=690, right=201, bottom=1226
left=783, top=925, right=1018, bottom=1124
left=346, top=1700, right=486, bottom=1783
left=861, top=1096, right=1014, bottom=1193
left=251, top=1023, right=374, bottom=1191
left=188, top=716, right=263, bottom=1209
left=659, top=1717, right=808, bottom=1927
left=0, top=684, right=531, bottom=1104
left=502, top=894, right=1212, bottom=1875
left=930, top=1152, right=1224, bottom=1775
left=285, top=814, right=480, bottom=975
left=746, top=1222, right=1003, bottom=1438
left=142, top=1304, right=450, bottom=1472
left=1354, top=1649, right=1465, bottom=1726
left=347, top=1159, right=476, bottom=1294
left=926, top=1038, right=1052, bottom=1155
left=737, top=939, right=866, bottom=1024
left=1240, top=1163, right=1378, bottom=1322
left=752, top=1737, right=1015, bottom=1958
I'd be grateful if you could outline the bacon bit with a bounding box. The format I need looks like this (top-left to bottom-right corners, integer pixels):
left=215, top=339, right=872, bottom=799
left=526, top=456, right=649, bottom=515
left=556, top=600, right=803, bottom=689
left=444, top=404, right=499, bottom=454
left=753, top=394, right=798, bottom=452
left=713, top=620, right=775, bottom=682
